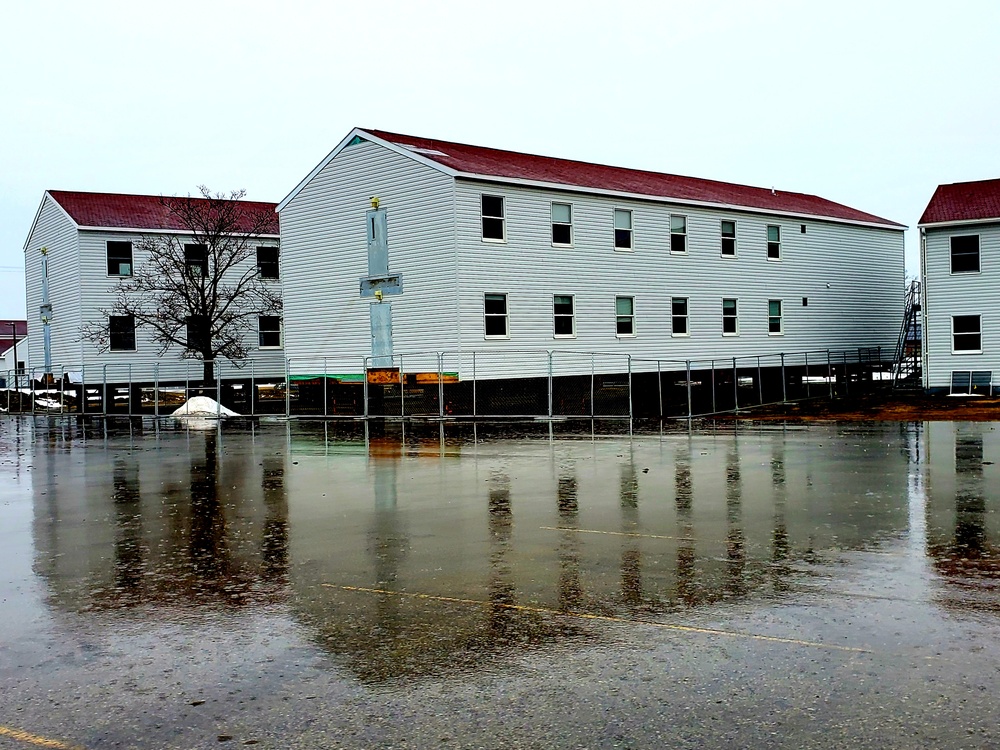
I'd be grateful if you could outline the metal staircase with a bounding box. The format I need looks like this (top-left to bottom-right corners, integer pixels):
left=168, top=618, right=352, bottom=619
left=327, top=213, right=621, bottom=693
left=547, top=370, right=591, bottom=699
left=892, top=280, right=922, bottom=389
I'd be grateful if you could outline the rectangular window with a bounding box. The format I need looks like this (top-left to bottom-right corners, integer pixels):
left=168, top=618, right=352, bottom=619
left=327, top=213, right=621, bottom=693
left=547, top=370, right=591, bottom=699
left=184, top=243, right=208, bottom=278
left=109, top=315, right=136, bottom=351
left=257, top=246, right=279, bottom=279
left=484, top=293, right=508, bottom=338
left=767, top=225, right=781, bottom=260
left=721, top=221, right=736, bottom=256
left=615, top=296, right=635, bottom=336
left=481, top=195, right=505, bottom=241
left=723, top=298, right=738, bottom=335
left=950, top=235, right=980, bottom=274
left=671, top=297, right=689, bottom=336
left=186, top=314, right=209, bottom=352
left=768, top=299, right=783, bottom=334
left=258, top=316, right=282, bottom=348
left=551, top=202, right=572, bottom=245
left=106, top=241, right=133, bottom=276
left=952, top=315, right=982, bottom=353
left=951, top=370, right=993, bottom=395
left=614, top=209, right=632, bottom=250
left=670, top=215, right=687, bottom=254
left=553, top=295, right=575, bottom=337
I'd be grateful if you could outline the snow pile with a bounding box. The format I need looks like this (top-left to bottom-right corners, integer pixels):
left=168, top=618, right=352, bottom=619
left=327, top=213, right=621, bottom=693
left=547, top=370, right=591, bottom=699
left=171, top=396, right=240, bottom=418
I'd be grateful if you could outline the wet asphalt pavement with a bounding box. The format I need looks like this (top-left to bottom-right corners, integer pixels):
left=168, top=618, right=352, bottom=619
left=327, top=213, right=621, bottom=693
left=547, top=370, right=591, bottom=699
left=1, top=417, right=998, bottom=749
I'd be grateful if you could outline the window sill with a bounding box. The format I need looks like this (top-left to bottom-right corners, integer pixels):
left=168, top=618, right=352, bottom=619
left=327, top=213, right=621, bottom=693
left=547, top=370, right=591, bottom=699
left=259, top=346, right=283, bottom=350
left=616, top=334, right=637, bottom=339
left=768, top=332, right=784, bottom=336
left=553, top=334, right=577, bottom=339
left=952, top=351, right=983, bottom=355
left=670, top=251, right=689, bottom=256
left=108, top=349, right=137, bottom=353
left=671, top=333, right=690, bottom=338
left=484, top=335, right=510, bottom=340
left=551, top=243, right=573, bottom=249
left=481, top=238, right=507, bottom=245
left=107, top=274, right=133, bottom=279
left=767, top=257, right=782, bottom=262
left=720, top=254, right=737, bottom=259
left=722, top=332, right=739, bottom=337
left=949, top=270, right=981, bottom=275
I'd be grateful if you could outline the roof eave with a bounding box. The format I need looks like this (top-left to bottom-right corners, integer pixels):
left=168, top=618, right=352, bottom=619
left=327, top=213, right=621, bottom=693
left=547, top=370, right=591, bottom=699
left=918, top=216, right=1000, bottom=229
left=77, top=226, right=280, bottom=238
left=455, top=173, right=906, bottom=230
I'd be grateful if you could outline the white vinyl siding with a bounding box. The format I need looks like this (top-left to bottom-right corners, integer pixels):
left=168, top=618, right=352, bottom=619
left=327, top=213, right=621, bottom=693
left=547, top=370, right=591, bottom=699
left=279, top=138, right=458, bottom=376
left=922, top=223, right=1000, bottom=390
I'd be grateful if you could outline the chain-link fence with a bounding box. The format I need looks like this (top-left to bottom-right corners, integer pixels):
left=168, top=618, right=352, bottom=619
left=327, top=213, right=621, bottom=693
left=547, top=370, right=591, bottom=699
left=2, top=346, right=890, bottom=420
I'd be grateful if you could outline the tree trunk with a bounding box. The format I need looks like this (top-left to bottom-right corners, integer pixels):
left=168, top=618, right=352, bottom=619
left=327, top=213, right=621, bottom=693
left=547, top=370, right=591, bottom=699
left=202, top=357, right=215, bottom=390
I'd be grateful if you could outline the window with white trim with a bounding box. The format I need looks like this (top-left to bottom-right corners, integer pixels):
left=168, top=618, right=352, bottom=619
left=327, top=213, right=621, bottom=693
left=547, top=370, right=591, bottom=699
left=257, top=246, right=279, bottom=279
left=767, top=225, right=781, bottom=260
left=721, top=221, right=736, bottom=256
left=109, top=315, right=136, bottom=351
left=670, top=215, right=687, bottom=254
left=258, top=316, right=282, bottom=348
left=671, top=297, right=689, bottom=336
left=950, top=235, right=980, bottom=274
left=551, top=202, right=572, bottom=245
left=481, top=195, right=505, bottom=241
left=614, top=209, right=632, bottom=250
left=554, top=295, right=575, bottom=337
left=723, top=298, right=738, bottom=335
left=615, top=296, right=635, bottom=336
left=768, top=299, right=783, bottom=334
left=185, top=243, right=208, bottom=278
left=107, top=241, right=133, bottom=276
left=952, top=314, right=982, bottom=353
left=484, top=293, right=509, bottom=337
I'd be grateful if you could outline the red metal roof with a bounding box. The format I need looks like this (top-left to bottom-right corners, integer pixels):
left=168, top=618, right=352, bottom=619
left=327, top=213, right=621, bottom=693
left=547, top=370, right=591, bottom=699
left=366, top=129, right=903, bottom=227
left=47, top=191, right=279, bottom=234
left=919, top=179, right=1000, bottom=225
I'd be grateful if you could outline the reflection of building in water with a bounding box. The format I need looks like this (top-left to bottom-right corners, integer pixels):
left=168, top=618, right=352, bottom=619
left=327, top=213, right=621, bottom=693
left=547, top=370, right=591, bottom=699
left=33, top=426, right=289, bottom=614
left=924, top=423, right=1000, bottom=611
left=288, top=427, right=913, bottom=682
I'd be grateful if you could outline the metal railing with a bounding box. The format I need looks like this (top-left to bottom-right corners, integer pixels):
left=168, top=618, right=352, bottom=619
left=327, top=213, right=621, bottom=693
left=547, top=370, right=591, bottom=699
left=1, top=345, right=892, bottom=421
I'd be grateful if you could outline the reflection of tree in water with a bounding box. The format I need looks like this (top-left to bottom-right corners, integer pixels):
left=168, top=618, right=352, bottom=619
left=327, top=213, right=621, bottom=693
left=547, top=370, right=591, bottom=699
left=189, top=429, right=232, bottom=585
left=112, top=457, right=144, bottom=595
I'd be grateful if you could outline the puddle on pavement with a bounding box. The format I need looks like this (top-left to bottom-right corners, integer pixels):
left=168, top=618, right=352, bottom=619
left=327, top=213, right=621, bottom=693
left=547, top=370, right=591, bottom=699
left=3, top=417, right=999, bottom=684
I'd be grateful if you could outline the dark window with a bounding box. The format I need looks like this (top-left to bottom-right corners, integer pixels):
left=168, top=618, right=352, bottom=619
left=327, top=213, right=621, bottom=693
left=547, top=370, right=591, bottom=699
left=257, top=246, right=279, bottom=279
left=670, top=215, right=687, bottom=253
left=259, top=316, right=282, bottom=348
left=109, top=315, right=136, bottom=351
left=768, top=299, right=783, bottom=334
left=672, top=297, right=688, bottom=336
left=950, top=235, right=980, bottom=274
left=614, top=209, right=632, bottom=249
left=186, top=314, right=209, bottom=352
left=185, top=244, right=208, bottom=278
left=554, top=295, right=575, bottom=336
left=484, top=293, right=508, bottom=337
left=107, top=241, right=133, bottom=276
left=767, top=225, right=781, bottom=259
left=800, top=224, right=807, bottom=233
left=723, top=298, right=738, bottom=335
left=953, top=315, right=981, bottom=352
left=721, top=221, right=736, bottom=256
left=481, top=195, right=505, bottom=241
left=551, top=202, right=572, bottom=245
left=802, top=297, right=809, bottom=307
left=616, top=296, right=635, bottom=336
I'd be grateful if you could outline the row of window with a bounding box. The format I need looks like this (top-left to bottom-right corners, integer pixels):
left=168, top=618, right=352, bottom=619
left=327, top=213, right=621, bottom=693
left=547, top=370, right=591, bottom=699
left=482, top=195, right=793, bottom=259
left=483, top=293, right=787, bottom=339
left=107, top=315, right=282, bottom=351
left=105, top=242, right=280, bottom=279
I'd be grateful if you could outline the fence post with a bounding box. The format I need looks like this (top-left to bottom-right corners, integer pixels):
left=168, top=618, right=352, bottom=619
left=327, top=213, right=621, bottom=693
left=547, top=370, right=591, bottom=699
left=324, top=357, right=329, bottom=419
left=127, top=363, right=133, bottom=417
left=732, top=357, right=738, bottom=412
left=438, top=351, right=445, bottom=418
left=398, top=355, right=404, bottom=418
left=627, top=354, right=633, bottom=435
left=216, top=362, right=222, bottom=419
left=757, top=356, right=763, bottom=406
left=711, top=359, right=716, bottom=414
left=547, top=350, right=553, bottom=420
left=843, top=350, right=849, bottom=396
left=780, top=353, right=787, bottom=403
left=827, top=349, right=833, bottom=398
left=81, top=365, right=86, bottom=416
left=59, top=366, right=65, bottom=414
left=250, top=359, right=256, bottom=418
left=472, top=351, right=477, bottom=419
left=657, top=359, right=663, bottom=419
left=804, top=352, right=810, bottom=398
left=685, top=359, right=692, bottom=423
left=154, top=363, right=159, bottom=419
left=285, top=358, right=292, bottom=418
left=30, top=367, right=36, bottom=416
left=102, top=364, right=108, bottom=416
left=590, top=352, right=597, bottom=419
left=362, top=357, right=369, bottom=420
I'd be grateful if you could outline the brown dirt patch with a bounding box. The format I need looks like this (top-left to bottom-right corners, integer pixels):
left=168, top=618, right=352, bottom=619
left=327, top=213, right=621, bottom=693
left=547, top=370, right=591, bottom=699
left=718, top=392, right=1000, bottom=422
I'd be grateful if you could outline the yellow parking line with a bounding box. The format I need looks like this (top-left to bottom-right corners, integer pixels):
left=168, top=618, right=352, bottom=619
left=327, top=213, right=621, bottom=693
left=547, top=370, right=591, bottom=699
left=324, top=584, right=870, bottom=654
left=539, top=526, right=694, bottom=541
left=0, top=726, right=82, bottom=750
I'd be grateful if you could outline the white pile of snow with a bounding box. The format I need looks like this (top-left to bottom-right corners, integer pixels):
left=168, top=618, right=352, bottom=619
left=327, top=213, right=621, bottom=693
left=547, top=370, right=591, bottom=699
left=171, top=396, right=240, bottom=418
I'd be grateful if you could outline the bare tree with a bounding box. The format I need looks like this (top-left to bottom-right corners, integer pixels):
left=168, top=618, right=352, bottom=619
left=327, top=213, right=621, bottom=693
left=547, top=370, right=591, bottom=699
left=84, top=187, right=281, bottom=384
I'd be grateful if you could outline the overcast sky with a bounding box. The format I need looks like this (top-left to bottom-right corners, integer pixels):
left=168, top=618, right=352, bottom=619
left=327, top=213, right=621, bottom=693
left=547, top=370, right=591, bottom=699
left=2, top=0, right=998, bottom=321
